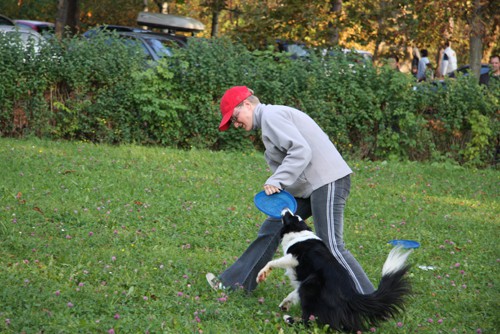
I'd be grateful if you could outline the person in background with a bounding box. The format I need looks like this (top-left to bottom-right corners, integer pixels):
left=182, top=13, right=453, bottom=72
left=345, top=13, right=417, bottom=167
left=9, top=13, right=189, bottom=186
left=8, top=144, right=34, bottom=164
left=411, top=47, right=420, bottom=78
left=417, top=49, right=430, bottom=82
left=388, top=55, right=401, bottom=72
left=479, top=55, right=500, bottom=87
left=441, top=40, right=458, bottom=77
left=206, top=86, right=375, bottom=295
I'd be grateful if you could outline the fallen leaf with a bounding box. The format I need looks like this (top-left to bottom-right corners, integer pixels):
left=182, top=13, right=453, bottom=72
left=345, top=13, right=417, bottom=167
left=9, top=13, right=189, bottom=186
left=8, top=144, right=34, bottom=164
left=33, top=207, right=44, bottom=215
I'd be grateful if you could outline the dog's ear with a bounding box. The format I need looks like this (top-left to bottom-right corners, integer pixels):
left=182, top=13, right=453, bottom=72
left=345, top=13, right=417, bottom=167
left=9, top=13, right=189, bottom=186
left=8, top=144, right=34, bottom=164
left=281, top=208, right=291, bottom=217
left=281, top=208, right=294, bottom=225
left=280, top=209, right=294, bottom=238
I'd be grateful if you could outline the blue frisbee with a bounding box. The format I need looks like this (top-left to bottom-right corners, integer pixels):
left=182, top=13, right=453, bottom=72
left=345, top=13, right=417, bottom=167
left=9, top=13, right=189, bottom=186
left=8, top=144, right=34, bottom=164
left=254, top=190, right=297, bottom=219
left=388, top=239, right=420, bottom=249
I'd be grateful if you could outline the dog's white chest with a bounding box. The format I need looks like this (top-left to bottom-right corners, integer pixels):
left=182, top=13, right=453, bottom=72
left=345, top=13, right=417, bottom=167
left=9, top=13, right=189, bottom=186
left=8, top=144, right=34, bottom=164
left=285, top=268, right=300, bottom=288
left=282, top=231, right=322, bottom=254
left=280, top=230, right=321, bottom=289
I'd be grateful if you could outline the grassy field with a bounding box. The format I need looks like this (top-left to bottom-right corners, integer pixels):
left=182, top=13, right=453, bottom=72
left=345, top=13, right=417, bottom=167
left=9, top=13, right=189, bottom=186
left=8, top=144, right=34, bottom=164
left=0, top=138, right=498, bottom=333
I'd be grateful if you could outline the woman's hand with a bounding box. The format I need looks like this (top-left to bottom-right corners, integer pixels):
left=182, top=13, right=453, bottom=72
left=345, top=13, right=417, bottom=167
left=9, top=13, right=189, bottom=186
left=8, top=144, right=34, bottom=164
left=263, top=184, right=281, bottom=195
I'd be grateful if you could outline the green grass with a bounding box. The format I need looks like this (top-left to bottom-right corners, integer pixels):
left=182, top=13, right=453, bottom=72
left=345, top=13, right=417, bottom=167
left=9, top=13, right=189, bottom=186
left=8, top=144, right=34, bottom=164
left=0, top=138, right=498, bottom=333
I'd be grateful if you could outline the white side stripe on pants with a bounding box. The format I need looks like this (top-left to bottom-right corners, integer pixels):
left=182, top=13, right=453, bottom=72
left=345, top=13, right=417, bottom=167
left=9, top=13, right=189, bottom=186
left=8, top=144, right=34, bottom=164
left=326, top=182, right=365, bottom=293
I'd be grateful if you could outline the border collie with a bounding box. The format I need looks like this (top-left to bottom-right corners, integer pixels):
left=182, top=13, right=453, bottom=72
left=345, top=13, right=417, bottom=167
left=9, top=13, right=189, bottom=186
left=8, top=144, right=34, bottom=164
left=256, top=209, right=412, bottom=333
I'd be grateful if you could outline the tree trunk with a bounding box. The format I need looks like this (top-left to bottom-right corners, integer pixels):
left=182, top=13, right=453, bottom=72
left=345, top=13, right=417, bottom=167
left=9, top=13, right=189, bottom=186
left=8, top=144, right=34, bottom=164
left=211, top=10, right=220, bottom=38
left=154, top=1, right=168, bottom=14
left=469, top=0, right=484, bottom=80
left=372, top=0, right=388, bottom=61
left=327, top=0, right=342, bottom=46
left=470, top=36, right=483, bottom=78
left=209, top=0, right=226, bottom=38
left=55, top=0, right=80, bottom=38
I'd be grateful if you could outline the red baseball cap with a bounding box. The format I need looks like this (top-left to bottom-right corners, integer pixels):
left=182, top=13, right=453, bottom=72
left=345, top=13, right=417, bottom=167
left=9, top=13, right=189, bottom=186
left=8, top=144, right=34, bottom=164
left=219, top=86, right=252, bottom=131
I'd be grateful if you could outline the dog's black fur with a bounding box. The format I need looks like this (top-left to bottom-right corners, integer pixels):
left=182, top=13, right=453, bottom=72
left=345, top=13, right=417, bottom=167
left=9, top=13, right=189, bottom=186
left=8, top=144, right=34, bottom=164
left=257, top=209, right=412, bottom=333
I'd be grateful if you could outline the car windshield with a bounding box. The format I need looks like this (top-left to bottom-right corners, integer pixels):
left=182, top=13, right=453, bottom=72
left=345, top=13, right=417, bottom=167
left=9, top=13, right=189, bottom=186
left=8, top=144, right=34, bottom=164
left=0, top=16, right=14, bottom=25
left=119, top=37, right=150, bottom=57
left=145, top=38, right=173, bottom=57
left=286, top=44, right=309, bottom=58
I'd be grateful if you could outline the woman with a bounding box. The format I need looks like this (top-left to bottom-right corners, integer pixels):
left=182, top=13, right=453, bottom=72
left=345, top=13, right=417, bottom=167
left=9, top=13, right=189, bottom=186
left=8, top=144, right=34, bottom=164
left=417, top=49, right=431, bottom=82
left=411, top=47, right=420, bottom=77
left=206, top=86, right=375, bottom=294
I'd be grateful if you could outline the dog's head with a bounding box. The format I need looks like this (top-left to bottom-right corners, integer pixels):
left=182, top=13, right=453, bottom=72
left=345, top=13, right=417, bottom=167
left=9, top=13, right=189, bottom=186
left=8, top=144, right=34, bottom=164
left=280, top=208, right=311, bottom=238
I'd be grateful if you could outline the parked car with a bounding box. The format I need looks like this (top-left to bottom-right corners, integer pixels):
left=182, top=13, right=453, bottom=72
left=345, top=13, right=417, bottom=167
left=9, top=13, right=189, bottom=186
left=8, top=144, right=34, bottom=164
left=0, top=25, right=45, bottom=53
left=82, top=24, right=150, bottom=38
left=0, top=14, right=15, bottom=26
left=84, top=26, right=188, bottom=62
left=14, top=19, right=55, bottom=35
left=84, top=13, right=203, bottom=64
left=342, top=48, right=373, bottom=63
left=275, top=39, right=310, bottom=59
left=448, top=64, right=490, bottom=78
left=116, top=31, right=187, bottom=61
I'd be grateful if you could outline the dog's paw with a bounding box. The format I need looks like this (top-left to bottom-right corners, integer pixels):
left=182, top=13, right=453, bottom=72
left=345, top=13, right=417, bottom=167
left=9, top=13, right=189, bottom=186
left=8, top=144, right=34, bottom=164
left=279, top=299, right=292, bottom=311
left=279, top=289, right=299, bottom=310
left=256, top=265, right=272, bottom=283
left=283, top=315, right=295, bottom=325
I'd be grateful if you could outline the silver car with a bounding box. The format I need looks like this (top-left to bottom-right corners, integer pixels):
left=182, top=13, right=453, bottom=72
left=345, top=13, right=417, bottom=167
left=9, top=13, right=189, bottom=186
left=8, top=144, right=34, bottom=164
left=0, top=25, right=45, bottom=54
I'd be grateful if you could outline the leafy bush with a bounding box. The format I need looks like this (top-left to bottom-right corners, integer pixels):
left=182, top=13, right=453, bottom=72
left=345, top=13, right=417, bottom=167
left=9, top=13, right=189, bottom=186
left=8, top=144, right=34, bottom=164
left=50, top=35, right=147, bottom=143
left=0, top=32, right=54, bottom=137
left=412, top=77, right=498, bottom=165
left=0, top=33, right=147, bottom=143
left=0, top=34, right=498, bottom=167
left=129, top=62, right=185, bottom=146
left=166, top=37, right=257, bottom=150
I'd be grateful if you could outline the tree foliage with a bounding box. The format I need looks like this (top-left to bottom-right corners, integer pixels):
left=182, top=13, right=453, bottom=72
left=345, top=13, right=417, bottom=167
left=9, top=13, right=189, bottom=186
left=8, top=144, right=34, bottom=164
left=1, top=0, right=497, bottom=64
left=0, top=0, right=57, bottom=22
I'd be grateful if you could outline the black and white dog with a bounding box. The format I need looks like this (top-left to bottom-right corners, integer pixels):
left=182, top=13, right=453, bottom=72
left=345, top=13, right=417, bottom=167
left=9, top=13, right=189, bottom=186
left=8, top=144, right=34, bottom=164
left=257, top=209, right=412, bottom=333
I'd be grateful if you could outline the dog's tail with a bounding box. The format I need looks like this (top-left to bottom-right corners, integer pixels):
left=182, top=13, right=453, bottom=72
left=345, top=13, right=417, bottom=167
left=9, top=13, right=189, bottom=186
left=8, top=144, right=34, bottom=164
left=382, top=246, right=412, bottom=277
left=349, top=246, right=412, bottom=330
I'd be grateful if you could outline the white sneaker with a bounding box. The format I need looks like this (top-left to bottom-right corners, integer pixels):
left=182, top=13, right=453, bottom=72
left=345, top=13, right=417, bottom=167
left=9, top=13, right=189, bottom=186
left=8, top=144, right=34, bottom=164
left=206, top=272, right=226, bottom=291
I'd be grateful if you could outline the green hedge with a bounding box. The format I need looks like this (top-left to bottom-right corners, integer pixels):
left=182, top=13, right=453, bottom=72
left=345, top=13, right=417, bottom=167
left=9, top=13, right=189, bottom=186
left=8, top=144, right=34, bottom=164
left=0, top=34, right=498, bottom=167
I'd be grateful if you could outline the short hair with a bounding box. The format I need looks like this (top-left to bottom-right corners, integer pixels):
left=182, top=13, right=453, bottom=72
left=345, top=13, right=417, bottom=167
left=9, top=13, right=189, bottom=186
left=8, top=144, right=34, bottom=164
left=490, top=55, right=500, bottom=62
left=421, top=49, right=428, bottom=57
left=247, top=94, right=260, bottom=105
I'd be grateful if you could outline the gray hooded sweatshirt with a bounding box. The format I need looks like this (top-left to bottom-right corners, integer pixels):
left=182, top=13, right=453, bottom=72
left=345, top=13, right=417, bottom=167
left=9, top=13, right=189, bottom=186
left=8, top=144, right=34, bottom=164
left=253, top=103, right=352, bottom=198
